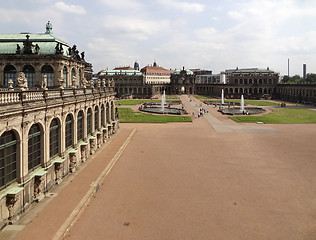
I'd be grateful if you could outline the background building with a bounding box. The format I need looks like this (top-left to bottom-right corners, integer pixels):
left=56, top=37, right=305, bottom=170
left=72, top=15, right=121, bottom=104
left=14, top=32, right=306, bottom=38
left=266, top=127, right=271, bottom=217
left=140, top=61, right=173, bottom=84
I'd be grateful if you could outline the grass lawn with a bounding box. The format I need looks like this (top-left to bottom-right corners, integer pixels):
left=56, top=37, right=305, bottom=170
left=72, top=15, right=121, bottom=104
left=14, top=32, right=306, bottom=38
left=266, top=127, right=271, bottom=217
left=118, top=108, right=192, bottom=123
left=194, top=95, right=212, bottom=100
left=166, top=95, right=179, bottom=100
left=230, top=108, right=316, bottom=124
left=116, top=99, right=179, bottom=106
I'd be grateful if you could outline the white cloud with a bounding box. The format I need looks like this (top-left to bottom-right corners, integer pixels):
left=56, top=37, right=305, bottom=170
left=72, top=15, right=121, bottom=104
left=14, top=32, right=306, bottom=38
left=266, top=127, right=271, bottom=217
left=102, top=15, right=170, bottom=40
left=54, top=1, right=86, bottom=15
left=157, top=0, right=205, bottom=13
left=99, top=0, right=144, bottom=10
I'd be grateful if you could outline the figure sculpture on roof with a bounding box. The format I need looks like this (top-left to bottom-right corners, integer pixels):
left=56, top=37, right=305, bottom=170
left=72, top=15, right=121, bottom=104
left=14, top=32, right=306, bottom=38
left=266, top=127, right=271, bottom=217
left=16, top=44, right=21, bottom=54
left=35, top=44, right=40, bottom=54
left=81, top=51, right=85, bottom=60
left=55, top=43, right=62, bottom=54
left=23, top=35, right=33, bottom=54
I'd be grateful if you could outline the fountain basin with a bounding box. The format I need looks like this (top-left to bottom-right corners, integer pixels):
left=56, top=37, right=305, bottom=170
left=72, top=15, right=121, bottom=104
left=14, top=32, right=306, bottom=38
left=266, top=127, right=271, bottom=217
left=141, top=107, right=187, bottom=115
left=219, top=107, right=265, bottom=115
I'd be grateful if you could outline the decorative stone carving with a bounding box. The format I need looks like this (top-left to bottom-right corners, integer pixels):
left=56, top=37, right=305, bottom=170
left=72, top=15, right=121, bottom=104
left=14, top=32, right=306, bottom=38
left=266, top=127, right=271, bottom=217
left=72, top=75, right=77, bottom=88
left=90, top=138, right=96, bottom=155
left=97, top=79, right=101, bottom=89
left=54, top=162, right=62, bottom=184
left=81, top=144, right=87, bottom=162
left=111, top=79, right=115, bottom=88
left=89, top=79, right=94, bottom=88
left=8, top=79, right=14, bottom=90
left=34, top=175, right=45, bottom=202
left=82, top=77, right=88, bottom=89
left=107, top=79, right=111, bottom=88
left=69, top=152, right=77, bottom=172
left=58, top=77, right=64, bottom=89
left=103, top=129, right=108, bottom=143
left=102, top=78, right=106, bottom=88
left=97, top=133, right=101, bottom=148
left=17, top=72, right=28, bottom=90
left=41, top=74, right=48, bottom=90
left=6, top=194, right=19, bottom=222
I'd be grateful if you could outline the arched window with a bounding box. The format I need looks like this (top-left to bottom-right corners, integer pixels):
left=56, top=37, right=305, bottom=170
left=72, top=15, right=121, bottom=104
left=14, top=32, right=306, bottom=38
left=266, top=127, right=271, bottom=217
left=111, top=102, right=115, bottom=121
left=71, top=68, right=76, bottom=87
left=23, top=65, right=35, bottom=87
left=49, top=119, right=60, bottom=158
left=0, top=131, right=17, bottom=190
left=77, top=111, right=84, bottom=142
left=65, top=114, right=73, bottom=149
left=41, top=65, right=54, bottom=87
left=101, top=104, right=105, bottom=127
left=106, top=103, right=110, bottom=124
left=63, top=67, right=68, bottom=88
left=4, top=65, right=17, bottom=87
left=94, top=106, right=99, bottom=131
left=28, top=124, right=41, bottom=172
left=78, top=69, right=82, bottom=88
left=87, top=108, right=92, bottom=136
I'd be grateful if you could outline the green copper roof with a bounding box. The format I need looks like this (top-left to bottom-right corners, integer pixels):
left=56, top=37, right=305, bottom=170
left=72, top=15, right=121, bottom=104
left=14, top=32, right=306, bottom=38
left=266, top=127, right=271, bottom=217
left=0, top=22, right=71, bottom=56
left=99, top=69, right=143, bottom=76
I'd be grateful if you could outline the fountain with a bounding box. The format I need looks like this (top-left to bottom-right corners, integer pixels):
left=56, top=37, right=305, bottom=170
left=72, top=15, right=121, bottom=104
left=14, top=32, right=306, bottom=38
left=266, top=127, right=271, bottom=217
left=240, top=95, right=245, bottom=112
left=218, top=94, right=265, bottom=115
left=221, top=89, right=224, bottom=104
left=161, top=90, right=166, bottom=113
left=140, top=91, right=187, bottom=115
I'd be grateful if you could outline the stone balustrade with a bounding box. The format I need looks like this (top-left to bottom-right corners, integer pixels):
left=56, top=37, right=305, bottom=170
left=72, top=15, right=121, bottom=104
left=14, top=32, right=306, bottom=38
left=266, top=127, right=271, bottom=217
left=0, top=87, right=114, bottom=106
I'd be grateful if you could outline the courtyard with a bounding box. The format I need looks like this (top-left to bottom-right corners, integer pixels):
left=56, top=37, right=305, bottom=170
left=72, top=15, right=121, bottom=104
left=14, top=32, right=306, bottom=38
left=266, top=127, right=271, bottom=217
left=3, top=95, right=316, bottom=240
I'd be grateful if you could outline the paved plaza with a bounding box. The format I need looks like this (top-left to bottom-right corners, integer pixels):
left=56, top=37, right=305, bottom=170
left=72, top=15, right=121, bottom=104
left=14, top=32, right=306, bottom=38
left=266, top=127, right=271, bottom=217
left=3, top=95, right=316, bottom=240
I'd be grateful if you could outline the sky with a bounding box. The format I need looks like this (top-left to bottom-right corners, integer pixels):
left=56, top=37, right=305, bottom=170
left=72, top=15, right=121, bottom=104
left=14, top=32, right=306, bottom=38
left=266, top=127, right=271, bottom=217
left=1, top=0, right=316, bottom=76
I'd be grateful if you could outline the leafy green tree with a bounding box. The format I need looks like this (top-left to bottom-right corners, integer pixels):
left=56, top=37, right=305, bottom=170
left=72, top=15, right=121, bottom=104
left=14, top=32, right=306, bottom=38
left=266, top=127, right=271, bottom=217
left=306, top=73, right=316, bottom=83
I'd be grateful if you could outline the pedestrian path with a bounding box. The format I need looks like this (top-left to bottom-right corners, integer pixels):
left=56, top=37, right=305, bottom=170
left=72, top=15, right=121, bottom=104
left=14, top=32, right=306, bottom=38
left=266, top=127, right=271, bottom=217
left=181, top=95, right=278, bottom=133
left=0, top=128, right=135, bottom=240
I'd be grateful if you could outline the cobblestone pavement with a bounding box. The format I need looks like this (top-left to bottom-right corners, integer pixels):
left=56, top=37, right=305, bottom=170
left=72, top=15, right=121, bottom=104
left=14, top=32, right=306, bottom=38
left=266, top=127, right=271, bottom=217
left=3, top=95, right=316, bottom=240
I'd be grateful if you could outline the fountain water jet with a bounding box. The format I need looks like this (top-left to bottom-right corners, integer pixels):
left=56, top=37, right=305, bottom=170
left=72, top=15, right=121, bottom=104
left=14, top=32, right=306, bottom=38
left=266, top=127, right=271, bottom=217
left=221, top=89, right=224, bottom=104
left=161, top=90, right=166, bottom=113
left=240, top=95, right=245, bottom=112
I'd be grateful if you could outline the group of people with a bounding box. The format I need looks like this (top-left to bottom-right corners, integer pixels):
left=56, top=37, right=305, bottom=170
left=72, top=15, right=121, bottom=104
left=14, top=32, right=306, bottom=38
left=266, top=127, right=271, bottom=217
left=192, top=108, right=208, bottom=118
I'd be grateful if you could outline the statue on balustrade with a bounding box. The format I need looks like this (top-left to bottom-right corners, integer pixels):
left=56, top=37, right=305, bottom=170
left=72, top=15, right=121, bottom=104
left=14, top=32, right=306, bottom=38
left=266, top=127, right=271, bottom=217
left=41, top=74, right=48, bottom=90
left=17, top=72, right=28, bottom=90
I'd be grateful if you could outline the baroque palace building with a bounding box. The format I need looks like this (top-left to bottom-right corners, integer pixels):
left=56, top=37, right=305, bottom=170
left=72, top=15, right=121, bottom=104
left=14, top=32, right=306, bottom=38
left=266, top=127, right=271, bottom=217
left=0, top=22, right=118, bottom=228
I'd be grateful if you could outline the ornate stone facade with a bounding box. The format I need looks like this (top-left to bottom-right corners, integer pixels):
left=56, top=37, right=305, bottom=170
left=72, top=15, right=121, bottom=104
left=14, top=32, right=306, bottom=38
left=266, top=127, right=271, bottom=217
left=0, top=86, right=118, bottom=228
left=0, top=22, right=118, bottom=229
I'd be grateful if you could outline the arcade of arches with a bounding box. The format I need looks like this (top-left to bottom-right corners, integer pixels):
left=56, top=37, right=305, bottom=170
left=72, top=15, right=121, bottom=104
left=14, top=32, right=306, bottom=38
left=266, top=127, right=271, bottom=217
left=0, top=87, right=118, bottom=227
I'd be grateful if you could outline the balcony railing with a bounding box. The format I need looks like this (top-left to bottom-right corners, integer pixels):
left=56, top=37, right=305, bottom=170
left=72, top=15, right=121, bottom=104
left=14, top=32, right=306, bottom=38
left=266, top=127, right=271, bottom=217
left=0, top=87, right=114, bottom=106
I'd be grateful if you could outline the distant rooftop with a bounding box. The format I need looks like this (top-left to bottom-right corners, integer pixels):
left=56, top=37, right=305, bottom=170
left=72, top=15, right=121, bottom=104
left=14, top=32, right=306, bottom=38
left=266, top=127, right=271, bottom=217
left=99, top=69, right=142, bottom=76
left=224, top=67, right=278, bottom=74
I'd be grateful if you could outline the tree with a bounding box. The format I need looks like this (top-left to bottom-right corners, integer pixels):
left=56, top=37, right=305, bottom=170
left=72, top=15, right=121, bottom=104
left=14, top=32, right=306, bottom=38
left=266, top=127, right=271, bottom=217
left=306, top=73, right=316, bottom=83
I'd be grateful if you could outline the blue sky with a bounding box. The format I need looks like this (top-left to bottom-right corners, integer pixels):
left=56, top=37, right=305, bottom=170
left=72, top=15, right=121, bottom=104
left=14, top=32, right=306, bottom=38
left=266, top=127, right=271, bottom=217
left=1, top=0, right=316, bottom=76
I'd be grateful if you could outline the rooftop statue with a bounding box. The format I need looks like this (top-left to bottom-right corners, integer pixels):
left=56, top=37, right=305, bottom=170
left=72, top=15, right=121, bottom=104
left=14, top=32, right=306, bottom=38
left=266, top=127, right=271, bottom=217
left=23, top=35, right=33, bottom=54
left=45, top=21, right=53, bottom=34
left=16, top=44, right=21, bottom=54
